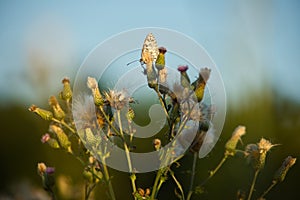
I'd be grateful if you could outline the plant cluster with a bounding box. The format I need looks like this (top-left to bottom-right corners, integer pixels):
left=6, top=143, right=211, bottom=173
left=29, top=33, right=296, bottom=200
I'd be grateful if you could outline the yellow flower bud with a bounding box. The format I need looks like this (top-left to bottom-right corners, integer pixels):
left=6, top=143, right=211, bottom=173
left=29, top=105, right=53, bottom=121
left=87, top=77, right=104, bottom=106
left=225, top=126, right=246, bottom=155
left=50, top=125, right=71, bottom=150
left=59, top=77, right=72, bottom=102
left=273, top=156, right=296, bottom=183
left=49, top=96, right=65, bottom=120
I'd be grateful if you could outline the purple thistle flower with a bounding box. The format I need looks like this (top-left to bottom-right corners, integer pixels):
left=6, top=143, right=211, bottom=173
left=177, top=65, right=189, bottom=72
left=41, top=133, right=50, bottom=143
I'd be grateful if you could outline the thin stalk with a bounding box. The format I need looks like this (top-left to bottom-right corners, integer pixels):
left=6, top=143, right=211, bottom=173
left=127, top=118, right=134, bottom=143
left=200, top=154, right=228, bottom=187
left=48, top=188, right=56, bottom=200
left=99, top=106, right=121, bottom=136
left=102, top=158, right=116, bottom=200
left=150, top=169, right=163, bottom=200
left=247, top=169, right=259, bottom=200
left=69, top=151, right=104, bottom=182
left=52, top=118, right=75, bottom=134
left=169, top=168, right=185, bottom=200
left=116, top=110, right=137, bottom=198
left=187, top=152, right=198, bottom=200
left=154, top=87, right=170, bottom=125
left=85, top=183, right=96, bottom=200
left=156, top=178, right=165, bottom=194
left=259, top=181, right=277, bottom=199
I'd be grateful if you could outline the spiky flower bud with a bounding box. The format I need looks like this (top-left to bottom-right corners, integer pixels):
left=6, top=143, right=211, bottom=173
left=191, top=67, right=211, bottom=102
left=84, top=128, right=98, bottom=147
left=225, top=126, right=246, bottom=155
left=37, top=162, right=55, bottom=191
left=155, top=46, right=167, bottom=70
left=245, top=143, right=260, bottom=170
left=104, top=89, right=132, bottom=110
left=37, top=162, right=47, bottom=176
left=178, top=65, right=191, bottom=89
left=49, top=96, right=65, bottom=120
left=59, top=77, right=72, bottom=103
left=50, top=125, right=71, bottom=151
left=273, top=156, right=296, bottom=183
left=245, top=138, right=277, bottom=170
left=126, top=108, right=135, bottom=122
left=29, top=105, right=53, bottom=121
left=145, top=188, right=151, bottom=196
left=41, top=133, right=60, bottom=149
left=87, top=77, right=104, bottom=106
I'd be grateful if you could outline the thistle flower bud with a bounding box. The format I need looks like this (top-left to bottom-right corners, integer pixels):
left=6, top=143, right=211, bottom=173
left=273, top=156, right=296, bottom=183
left=153, top=138, right=161, bottom=150
left=191, top=67, right=211, bottom=102
left=87, top=77, right=104, bottom=106
left=37, top=163, right=55, bottom=191
left=138, top=188, right=145, bottom=196
left=85, top=128, right=98, bottom=147
left=155, top=47, right=167, bottom=71
left=47, top=138, right=60, bottom=149
left=50, top=125, right=71, bottom=150
left=49, top=96, right=65, bottom=120
left=126, top=108, right=135, bottom=122
left=29, top=105, right=53, bottom=121
left=41, top=134, right=60, bottom=149
left=245, top=138, right=277, bottom=170
left=37, top=162, right=47, bottom=176
left=104, top=89, right=131, bottom=110
left=178, top=65, right=191, bottom=89
left=245, top=143, right=260, bottom=170
left=59, top=77, right=72, bottom=102
left=225, top=126, right=246, bottom=155
left=145, top=188, right=150, bottom=196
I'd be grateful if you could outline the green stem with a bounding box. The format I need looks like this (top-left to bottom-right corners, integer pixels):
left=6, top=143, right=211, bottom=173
left=102, top=158, right=116, bottom=200
left=247, top=169, right=259, bottom=200
left=48, top=187, right=56, bottom=200
left=99, top=106, right=121, bottom=136
left=116, top=110, right=137, bottom=198
left=259, top=181, right=277, bottom=199
left=169, top=168, right=185, bottom=200
left=156, top=179, right=165, bottom=194
left=154, top=87, right=170, bottom=125
left=51, top=118, right=75, bottom=134
left=200, top=154, right=228, bottom=187
left=150, top=169, right=163, bottom=200
left=187, top=152, right=198, bottom=200
left=85, top=183, right=96, bottom=200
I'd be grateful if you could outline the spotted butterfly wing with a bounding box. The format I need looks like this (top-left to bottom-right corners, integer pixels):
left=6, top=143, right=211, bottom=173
left=141, top=33, right=159, bottom=65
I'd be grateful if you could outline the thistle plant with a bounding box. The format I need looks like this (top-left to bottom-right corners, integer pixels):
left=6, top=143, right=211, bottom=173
left=29, top=33, right=296, bottom=200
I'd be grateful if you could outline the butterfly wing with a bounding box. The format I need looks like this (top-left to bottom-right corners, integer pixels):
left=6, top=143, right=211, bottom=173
left=141, top=33, right=159, bottom=64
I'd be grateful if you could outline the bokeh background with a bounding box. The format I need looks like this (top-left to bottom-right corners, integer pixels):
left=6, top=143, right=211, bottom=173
left=1, top=1, right=300, bottom=199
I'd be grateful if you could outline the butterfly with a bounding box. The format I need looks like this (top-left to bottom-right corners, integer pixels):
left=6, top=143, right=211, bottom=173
left=140, top=33, right=159, bottom=65
left=127, top=33, right=159, bottom=69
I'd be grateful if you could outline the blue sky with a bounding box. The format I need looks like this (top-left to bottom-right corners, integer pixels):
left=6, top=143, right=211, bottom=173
left=0, top=1, right=300, bottom=106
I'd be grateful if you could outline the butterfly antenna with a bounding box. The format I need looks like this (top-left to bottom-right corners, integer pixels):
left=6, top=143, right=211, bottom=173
left=126, top=59, right=140, bottom=66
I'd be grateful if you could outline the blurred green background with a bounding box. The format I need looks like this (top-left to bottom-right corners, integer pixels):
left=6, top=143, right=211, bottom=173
left=1, top=1, right=300, bottom=199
